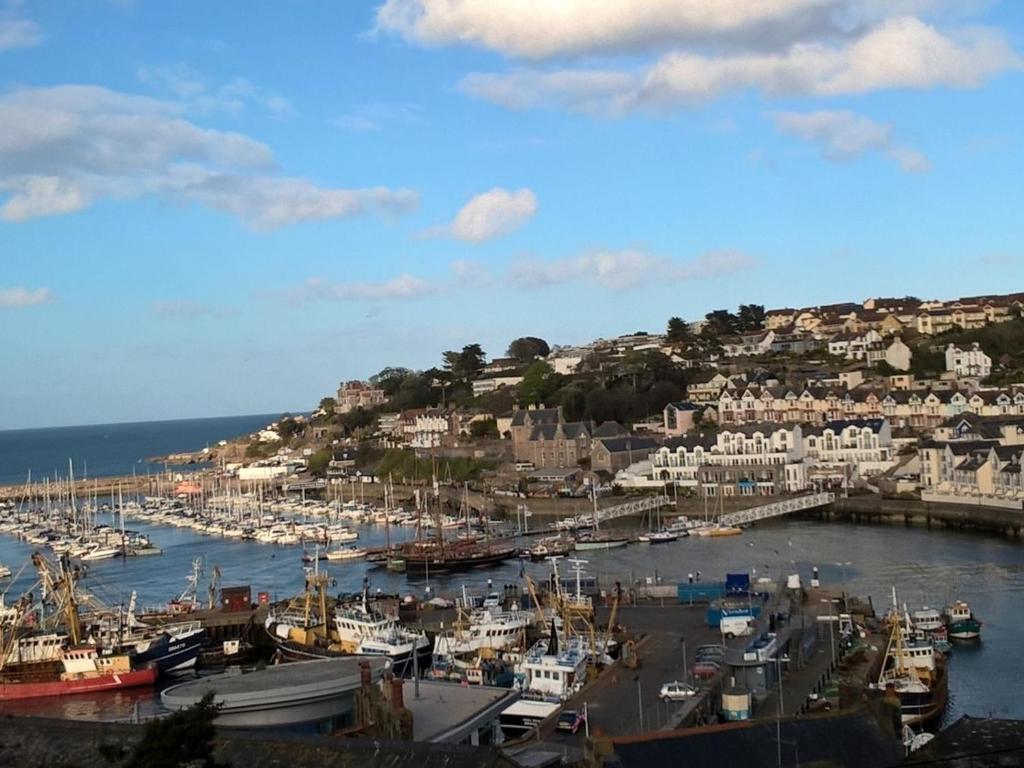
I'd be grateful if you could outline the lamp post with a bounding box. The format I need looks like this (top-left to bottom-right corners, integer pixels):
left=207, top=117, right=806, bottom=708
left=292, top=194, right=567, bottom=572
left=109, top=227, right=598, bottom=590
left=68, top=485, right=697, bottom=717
left=775, top=654, right=791, bottom=768
left=634, top=675, right=644, bottom=732
left=820, top=598, right=839, bottom=667
left=681, top=637, right=688, bottom=685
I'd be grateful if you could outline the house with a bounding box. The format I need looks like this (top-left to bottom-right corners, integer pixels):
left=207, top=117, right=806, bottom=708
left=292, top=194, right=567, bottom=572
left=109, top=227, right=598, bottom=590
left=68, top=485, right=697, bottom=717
left=946, top=343, right=992, bottom=378
left=410, top=409, right=459, bottom=449
left=547, top=347, right=586, bottom=375
left=764, top=308, right=797, bottom=330
left=663, top=401, right=701, bottom=436
left=471, top=374, right=524, bottom=397
left=591, top=436, right=660, bottom=474
left=482, top=357, right=519, bottom=375
left=686, top=371, right=734, bottom=403
left=721, top=330, right=775, bottom=357
left=864, top=337, right=912, bottom=371
left=827, top=330, right=882, bottom=360
left=336, top=381, right=387, bottom=414
left=509, top=406, right=593, bottom=468
left=646, top=423, right=807, bottom=495
left=803, top=418, right=895, bottom=478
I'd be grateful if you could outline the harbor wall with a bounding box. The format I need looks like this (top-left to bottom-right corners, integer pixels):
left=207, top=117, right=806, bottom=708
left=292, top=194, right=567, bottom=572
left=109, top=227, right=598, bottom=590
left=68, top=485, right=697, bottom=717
left=806, top=495, right=1024, bottom=538
left=0, top=715, right=512, bottom=768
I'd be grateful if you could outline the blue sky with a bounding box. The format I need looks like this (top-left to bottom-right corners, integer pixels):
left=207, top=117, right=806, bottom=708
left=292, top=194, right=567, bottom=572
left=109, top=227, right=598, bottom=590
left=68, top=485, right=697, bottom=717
left=2, top=0, right=1023, bottom=428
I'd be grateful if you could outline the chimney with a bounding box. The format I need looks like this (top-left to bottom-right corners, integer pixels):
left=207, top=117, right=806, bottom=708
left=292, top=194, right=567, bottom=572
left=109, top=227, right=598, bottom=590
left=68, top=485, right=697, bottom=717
left=359, top=660, right=372, bottom=688
left=391, top=677, right=405, bottom=711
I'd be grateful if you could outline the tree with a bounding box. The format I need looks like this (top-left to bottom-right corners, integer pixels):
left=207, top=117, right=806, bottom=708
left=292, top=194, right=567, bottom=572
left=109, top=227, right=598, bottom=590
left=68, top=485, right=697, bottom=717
left=703, top=309, right=739, bottom=337
left=307, top=447, right=333, bottom=476
left=318, top=397, right=336, bottom=416
left=518, top=360, right=560, bottom=406
left=737, top=304, right=766, bottom=332
left=666, top=316, right=692, bottom=343
left=507, top=336, right=551, bottom=364
left=124, top=691, right=226, bottom=768
left=370, top=367, right=414, bottom=396
left=442, top=344, right=486, bottom=381
left=276, top=416, right=301, bottom=441
left=470, top=418, right=499, bottom=439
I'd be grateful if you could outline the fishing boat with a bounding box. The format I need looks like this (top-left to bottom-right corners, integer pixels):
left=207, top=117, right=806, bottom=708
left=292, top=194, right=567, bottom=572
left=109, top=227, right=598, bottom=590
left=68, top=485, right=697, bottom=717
left=911, top=607, right=944, bottom=634
left=945, top=601, right=982, bottom=640
left=331, top=587, right=433, bottom=675
left=876, top=592, right=948, bottom=726
left=695, top=525, right=743, bottom=537
left=0, top=553, right=158, bottom=700
left=524, top=536, right=573, bottom=562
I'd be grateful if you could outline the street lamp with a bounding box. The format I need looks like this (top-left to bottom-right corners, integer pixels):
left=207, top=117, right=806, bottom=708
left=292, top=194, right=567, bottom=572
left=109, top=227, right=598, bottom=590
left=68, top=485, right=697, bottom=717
left=775, top=654, right=791, bottom=768
left=634, top=674, right=644, bottom=732
left=820, top=598, right=840, bottom=667
left=680, top=636, right=688, bottom=685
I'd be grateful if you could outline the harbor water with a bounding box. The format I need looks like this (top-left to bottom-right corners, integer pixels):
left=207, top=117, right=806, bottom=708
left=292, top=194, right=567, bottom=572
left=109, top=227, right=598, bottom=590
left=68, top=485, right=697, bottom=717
left=0, top=515, right=1020, bottom=724
left=0, top=414, right=280, bottom=486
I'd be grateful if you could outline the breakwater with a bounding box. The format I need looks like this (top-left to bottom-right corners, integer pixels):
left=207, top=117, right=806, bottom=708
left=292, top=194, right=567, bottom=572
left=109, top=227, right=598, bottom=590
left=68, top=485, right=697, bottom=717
left=807, top=495, right=1024, bottom=538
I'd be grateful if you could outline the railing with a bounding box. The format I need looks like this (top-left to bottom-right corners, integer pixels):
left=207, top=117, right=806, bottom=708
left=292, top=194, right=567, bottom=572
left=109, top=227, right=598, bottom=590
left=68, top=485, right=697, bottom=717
left=719, top=492, right=835, bottom=526
left=595, top=495, right=673, bottom=522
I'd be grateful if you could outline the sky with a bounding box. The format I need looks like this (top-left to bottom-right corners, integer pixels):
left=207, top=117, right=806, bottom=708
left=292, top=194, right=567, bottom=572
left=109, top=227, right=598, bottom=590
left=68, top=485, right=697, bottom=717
left=1, top=0, right=1023, bottom=429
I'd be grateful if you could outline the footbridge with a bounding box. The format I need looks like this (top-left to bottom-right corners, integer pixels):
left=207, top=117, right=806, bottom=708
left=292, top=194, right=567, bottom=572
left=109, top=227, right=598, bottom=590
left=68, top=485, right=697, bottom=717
left=719, top=492, right=835, bottom=527
left=595, top=494, right=673, bottom=524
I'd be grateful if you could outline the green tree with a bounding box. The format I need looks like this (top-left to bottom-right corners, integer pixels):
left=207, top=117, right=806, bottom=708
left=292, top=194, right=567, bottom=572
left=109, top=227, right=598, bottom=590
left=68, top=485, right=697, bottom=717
left=666, top=316, right=693, bottom=343
left=276, top=416, right=301, bottom=441
left=737, top=304, right=766, bottom=332
left=470, top=418, right=499, bottom=439
left=519, top=360, right=560, bottom=405
left=507, top=336, right=551, bottom=364
left=370, top=366, right=414, bottom=396
left=442, top=344, right=487, bottom=381
left=308, top=447, right=333, bottom=476
left=703, top=309, right=739, bottom=337
left=124, top=691, right=225, bottom=768
left=318, top=397, right=336, bottom=416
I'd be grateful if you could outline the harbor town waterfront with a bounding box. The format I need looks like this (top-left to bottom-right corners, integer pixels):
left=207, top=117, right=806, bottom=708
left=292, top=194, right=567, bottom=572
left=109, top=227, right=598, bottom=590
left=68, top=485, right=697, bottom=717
left=6, top=1, right=1024, bottom=765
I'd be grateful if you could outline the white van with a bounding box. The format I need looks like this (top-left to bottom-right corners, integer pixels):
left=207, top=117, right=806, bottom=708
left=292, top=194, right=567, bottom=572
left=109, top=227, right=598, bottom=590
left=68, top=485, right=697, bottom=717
left=720, top=615, right=754, bottom=638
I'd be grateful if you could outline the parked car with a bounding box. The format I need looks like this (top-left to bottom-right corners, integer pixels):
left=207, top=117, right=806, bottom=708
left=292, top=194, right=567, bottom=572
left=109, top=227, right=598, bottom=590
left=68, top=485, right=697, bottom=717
left=556, top=709, right=587, bottom=734
left=659, top=681, right=698, bottom=701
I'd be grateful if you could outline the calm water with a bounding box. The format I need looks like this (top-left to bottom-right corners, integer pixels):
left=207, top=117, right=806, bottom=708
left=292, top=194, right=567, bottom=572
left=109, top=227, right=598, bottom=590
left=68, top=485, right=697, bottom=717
left=0, top=414, right=280, bottom=486
left=0, top=516, right=1020, bottom=724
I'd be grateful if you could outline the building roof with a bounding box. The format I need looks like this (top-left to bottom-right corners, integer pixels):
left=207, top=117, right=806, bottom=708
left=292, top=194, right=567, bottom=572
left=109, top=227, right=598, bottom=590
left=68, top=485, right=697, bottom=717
left=595, top=436, right=660, bottom=455
left=663, top=434, right=717, bottom=450
left=510, top=407, right=561, bottom=428
left=666, top=401, right=701, bottom=411
left=593, top=420, right=629, bottom=438
left=608, top=710, right=902, bottom=768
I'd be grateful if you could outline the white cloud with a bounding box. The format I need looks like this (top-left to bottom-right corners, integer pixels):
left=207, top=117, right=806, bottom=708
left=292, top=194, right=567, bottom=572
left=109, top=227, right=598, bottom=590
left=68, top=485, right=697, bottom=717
left=137, top=66, right=295, bottom=119
left=508, top=248, right=755, bottom=289
left=0, top=286, right=52, bottom=308
left=424, top=187, right=537, bottom=242
left=285, top=274, right=438, bottom=304
left=461, top=17, right=1019, bottom=114
left=0, top=16, right=43, bottom=52
left=330, top=102, right=422, bottom=132
left=771, top=109, right=931, bottom=172
left=377, top=0, right=868, bottom=59
left=0, top=85, right=416, bottom=227
left=450, top=259, right=492, bottom=286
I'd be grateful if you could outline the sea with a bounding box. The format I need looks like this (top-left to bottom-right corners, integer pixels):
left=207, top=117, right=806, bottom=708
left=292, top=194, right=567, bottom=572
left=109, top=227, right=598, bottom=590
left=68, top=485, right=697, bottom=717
left=0, top=414, right=281, bottom=486
left=0, top=418, right=1020, bottom=725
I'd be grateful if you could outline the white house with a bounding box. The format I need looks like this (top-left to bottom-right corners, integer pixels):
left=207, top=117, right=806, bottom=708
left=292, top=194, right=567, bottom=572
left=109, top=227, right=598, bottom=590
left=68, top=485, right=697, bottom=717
left=803, top=418, right=895, bottom=478
left=946, top=343, right=992, bottom=378
left=471, top=375, right=525, bottom=396
left=827, top=330, right=882, bottom=360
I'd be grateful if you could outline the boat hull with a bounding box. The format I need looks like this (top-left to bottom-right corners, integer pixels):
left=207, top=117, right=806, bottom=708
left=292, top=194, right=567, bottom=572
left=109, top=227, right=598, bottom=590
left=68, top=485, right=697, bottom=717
left=574, top=539, right=628, bottom=551
left=134, top=628, right=207, bottom=673
left=0, top=667, right=157, bottom=701
left=272, top=637, right=433, bottom=677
